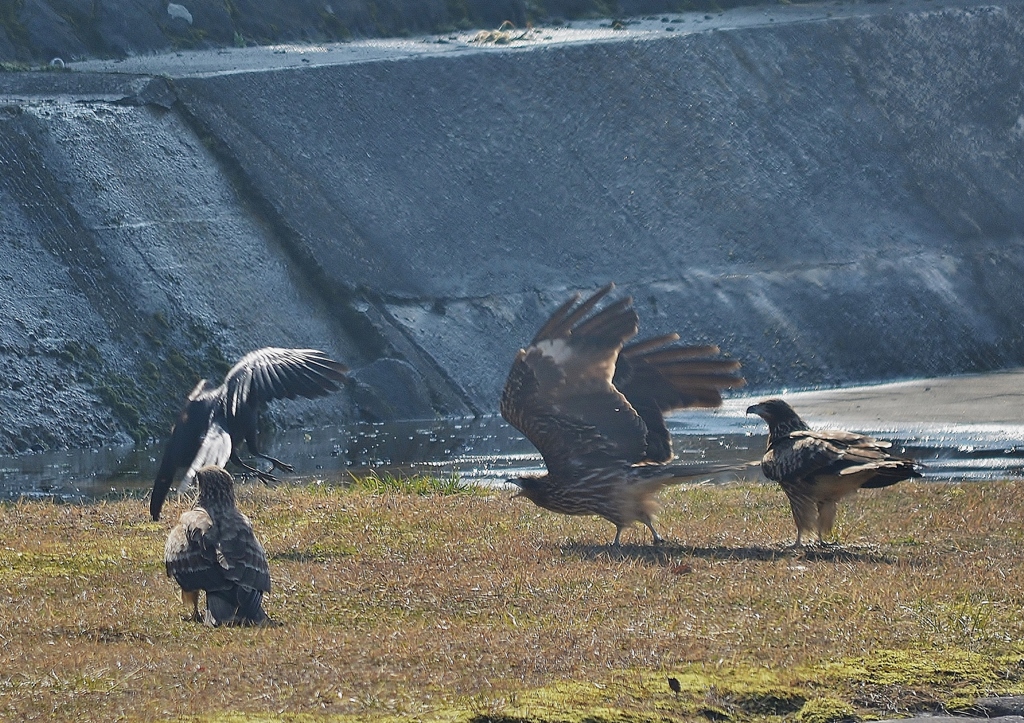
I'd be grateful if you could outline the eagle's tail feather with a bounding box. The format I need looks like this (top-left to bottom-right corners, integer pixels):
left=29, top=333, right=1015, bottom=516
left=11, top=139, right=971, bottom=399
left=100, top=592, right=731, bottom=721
left=205, top=587, right=268, bottom=626
left=634, top=460, right=756, bottom=487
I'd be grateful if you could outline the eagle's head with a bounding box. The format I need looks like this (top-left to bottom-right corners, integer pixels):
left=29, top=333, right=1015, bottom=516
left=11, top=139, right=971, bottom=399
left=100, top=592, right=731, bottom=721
left=196, top=466, right=236, bottom=510
left=746, top=398, right=809, bottom=436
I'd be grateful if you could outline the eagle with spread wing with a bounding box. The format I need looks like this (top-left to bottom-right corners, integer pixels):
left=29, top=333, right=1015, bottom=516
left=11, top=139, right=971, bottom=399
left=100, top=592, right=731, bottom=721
left=151, top=347, right=348, bottom=520
left=501, top=283, right=746, bottom=545
left=164, top=466, right=272, bottom=626
left=746, top=398, right=921, bottom=546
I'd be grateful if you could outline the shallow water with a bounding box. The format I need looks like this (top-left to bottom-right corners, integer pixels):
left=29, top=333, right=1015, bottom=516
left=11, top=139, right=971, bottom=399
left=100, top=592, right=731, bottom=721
left=2, top=405, right=1022, bottom=504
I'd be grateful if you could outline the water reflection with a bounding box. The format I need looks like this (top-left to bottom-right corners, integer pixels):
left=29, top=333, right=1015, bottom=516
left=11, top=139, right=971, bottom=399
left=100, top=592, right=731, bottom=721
left=0, top=410, right=1022, bottom=503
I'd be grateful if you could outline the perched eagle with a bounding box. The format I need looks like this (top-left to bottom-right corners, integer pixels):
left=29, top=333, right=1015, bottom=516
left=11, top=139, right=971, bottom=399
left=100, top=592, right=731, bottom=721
left=501, top=283, right=746, bottom=545
left=746, top=398, right=921, bottom=546
left=151, top=347, right=348, bottom=520
left=164, top=466, right=272, bottom=626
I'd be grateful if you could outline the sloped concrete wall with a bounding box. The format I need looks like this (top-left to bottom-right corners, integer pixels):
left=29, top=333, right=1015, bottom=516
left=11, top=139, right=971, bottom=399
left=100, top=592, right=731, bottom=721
left=0, top=76, right=372, bottom=452
left=1, top=2, right=1022, bottom=452
left=172, top=3, right=1024, bottom=404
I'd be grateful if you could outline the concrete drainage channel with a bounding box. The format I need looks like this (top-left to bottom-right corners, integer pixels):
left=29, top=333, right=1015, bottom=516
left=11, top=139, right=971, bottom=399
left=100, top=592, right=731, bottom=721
left=0, top=0, right=1022, bottom=458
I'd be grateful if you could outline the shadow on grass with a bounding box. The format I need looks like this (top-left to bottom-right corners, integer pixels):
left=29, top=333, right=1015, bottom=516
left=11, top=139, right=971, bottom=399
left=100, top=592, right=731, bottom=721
left=49, top=625, right=156, bottom=644
left=560, top=541, right=896, bottom=565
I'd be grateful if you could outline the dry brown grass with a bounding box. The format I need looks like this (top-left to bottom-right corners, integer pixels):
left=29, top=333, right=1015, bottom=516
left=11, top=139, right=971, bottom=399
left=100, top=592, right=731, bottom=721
left=2, top=478, right=1024, bottom=722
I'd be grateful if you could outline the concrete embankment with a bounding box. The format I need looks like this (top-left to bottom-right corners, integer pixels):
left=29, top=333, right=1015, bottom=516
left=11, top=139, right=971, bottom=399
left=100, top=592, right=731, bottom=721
left=0, top=0, right=1022, bottom=453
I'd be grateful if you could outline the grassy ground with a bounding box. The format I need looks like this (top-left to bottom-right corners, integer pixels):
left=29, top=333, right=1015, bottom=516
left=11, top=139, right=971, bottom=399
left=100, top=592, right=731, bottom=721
left=1, top=475, right=1023, bottom=721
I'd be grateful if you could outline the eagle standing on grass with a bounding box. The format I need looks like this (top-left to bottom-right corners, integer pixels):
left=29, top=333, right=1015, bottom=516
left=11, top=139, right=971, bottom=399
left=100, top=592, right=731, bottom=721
left=164, top=466, right=272, bottom=626
left=500, top=283, right=746, bottom=545
left=746, top=398, right=922, bottom=547
left=151, top=347, right=349, bottom=520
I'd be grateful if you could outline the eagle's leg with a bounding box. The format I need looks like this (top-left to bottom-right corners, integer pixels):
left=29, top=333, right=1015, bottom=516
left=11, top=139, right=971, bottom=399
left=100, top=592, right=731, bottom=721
left=612, top=526, right=624, bottom=546
left=816, top=500, right=839, bottom=545
left=786, top=490, right=816, bottom=549
left=180, top=589, right=202, bottom=622
left=641, top=518, right=665, bottom=545
left=257, top=453, right=294, bottom=474
left=229, top=450, right=280, bottom=484
left=245, top=432, right=294, bottom=473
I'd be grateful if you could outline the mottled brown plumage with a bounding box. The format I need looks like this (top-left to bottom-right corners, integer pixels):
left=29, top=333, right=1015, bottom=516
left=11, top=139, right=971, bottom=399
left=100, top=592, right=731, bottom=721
left=501, top=283, right=745, bottom=545
left=746, top=398, right=921, bottom=546
left=151, top=347, right=349, bottom=520
left=164, top=466, right=272, bottom=626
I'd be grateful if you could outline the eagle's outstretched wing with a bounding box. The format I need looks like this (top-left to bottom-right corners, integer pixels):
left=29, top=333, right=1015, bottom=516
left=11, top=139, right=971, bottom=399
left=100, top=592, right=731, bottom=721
left=501, top=284, right=648, bottom=475
left=502, top=284, right=746, bottom=473
left=223, top=347, right=349, bottom=420
left=614, top=334, right=745, bottom=463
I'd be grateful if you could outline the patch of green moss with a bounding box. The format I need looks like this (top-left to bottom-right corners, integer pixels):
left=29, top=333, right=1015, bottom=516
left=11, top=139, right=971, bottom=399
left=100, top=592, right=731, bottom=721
left=451, top=651, right=1024, bottom=723
left=94, top=372, right=148, bottom=440
left=816, top=648, right=1024, bottom=714
left=446, top=668, right=805, bottom=723
left=319, top=10, right=352, bottom=40
left=796, top=697, right=857, bottom=723
left=832, top=648, right=1002, bottom=687
left=0, top=1, right=29, bottom=52
left=65, top=313, right=234, bottom=443
left=0, top=550, right=161, bottom=578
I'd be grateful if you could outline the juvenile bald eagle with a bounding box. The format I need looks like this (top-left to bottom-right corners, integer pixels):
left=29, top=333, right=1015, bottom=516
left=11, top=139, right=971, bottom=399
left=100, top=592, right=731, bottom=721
left=151, top=347, right=348, bottom=520
left=164, top=466, right=272, bottom=626
left=746, top=398, right=921, bottom=546
left=501, top=283, right=746, bottom=545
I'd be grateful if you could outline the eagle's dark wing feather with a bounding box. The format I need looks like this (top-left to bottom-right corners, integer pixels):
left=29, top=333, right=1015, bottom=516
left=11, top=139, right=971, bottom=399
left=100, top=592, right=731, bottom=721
left=529, top=283, right=614, bottom=344
left=501, top=285, right=648, bottom=473
left=165, top=507, right=271, bottom=597
left=223, top=348, right=349, bottom=419
left=614, top=335, right=745, bottom=463
left=761, top=434, right=845, bottom=483
left=212, top=509, right=272, bottom=594
left=764, top=430, right=918, bottom=489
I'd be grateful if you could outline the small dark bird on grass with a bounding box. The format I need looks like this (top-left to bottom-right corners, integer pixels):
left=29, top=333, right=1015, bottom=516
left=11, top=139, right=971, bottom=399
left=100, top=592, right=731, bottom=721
left=746, top=398, right=922, bottom=546
left=151, top=347, right=348, bottom=520
left=164, top=466, right=272, bottom=626
left=668, top=677, right=682, bottom=697
left=501, top=283, right=746, bottom=545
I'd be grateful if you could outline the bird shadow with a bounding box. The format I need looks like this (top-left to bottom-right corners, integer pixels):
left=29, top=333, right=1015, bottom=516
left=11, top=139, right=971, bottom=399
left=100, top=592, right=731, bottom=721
left=560, top=541, right=896, bottom=565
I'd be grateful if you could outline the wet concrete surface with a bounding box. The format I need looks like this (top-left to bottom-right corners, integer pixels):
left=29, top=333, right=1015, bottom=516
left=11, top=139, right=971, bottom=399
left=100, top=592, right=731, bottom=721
left=726, top=368, right=1024, bottom=427
left=66, top=0, right=1011, bottom=79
